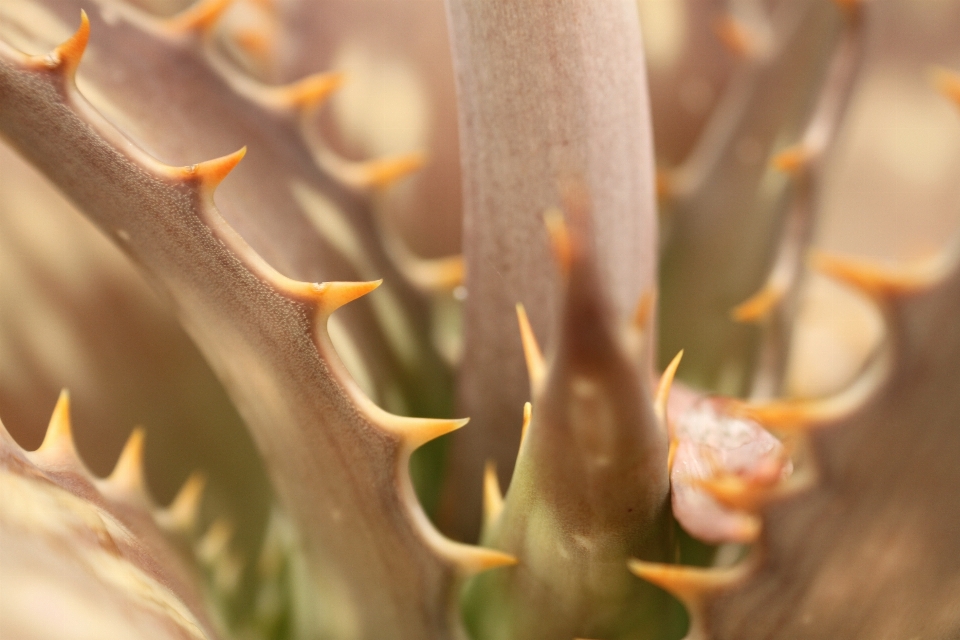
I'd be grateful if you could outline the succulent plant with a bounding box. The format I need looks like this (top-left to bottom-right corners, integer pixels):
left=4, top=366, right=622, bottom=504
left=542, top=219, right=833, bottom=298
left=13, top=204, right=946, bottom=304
left=1, top=0, right=959, bottom=639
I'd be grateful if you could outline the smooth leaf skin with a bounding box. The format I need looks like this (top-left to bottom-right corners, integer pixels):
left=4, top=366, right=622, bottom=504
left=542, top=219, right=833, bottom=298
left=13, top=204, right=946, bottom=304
left=441, top=0, right=660, bottom=542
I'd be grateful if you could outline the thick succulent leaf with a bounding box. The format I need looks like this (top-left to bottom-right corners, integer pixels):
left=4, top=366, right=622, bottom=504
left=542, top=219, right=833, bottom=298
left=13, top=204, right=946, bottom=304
left=463, top=204, right=677, bottom=640
left=441, top=0, right=660, bottom=542
left=0, top=395, right=219, bottom=640
left=658, top=0, right=855, bottom=397
left=0, top=142, right=269, bottom=555
left=0, top=7, right=507, bottom=638
left=633, top=244, right=960, bottom=639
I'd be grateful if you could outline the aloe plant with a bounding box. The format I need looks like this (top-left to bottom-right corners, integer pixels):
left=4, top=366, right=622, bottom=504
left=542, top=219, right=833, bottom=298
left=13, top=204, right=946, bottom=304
left=1, top=0, right=959, bottom=639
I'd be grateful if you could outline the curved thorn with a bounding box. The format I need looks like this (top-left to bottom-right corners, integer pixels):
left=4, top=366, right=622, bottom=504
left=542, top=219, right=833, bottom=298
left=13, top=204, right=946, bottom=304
left=307, top=279, right=382, bottom=317
left=930, top=66, right=960, bottom=109
left=448, top=543, right=518, bottom=576
left=36, top=389, right=76, bottom=458
left=628, top=559, right=728, bottom=609
left=543, top=208, right=572, bottom=276
left=183, top=146, right=247, bottom=193
left=727, top=398, right=818, bottom=431
left=166, top=0, right=236, bottom=33
left=516, top=304, right=546, bottom=390
left=197, top=518, right=234, bottom=565
left=46, top=11, right=89, bottom=78
left=771, top=144, right=813, bottom=176
left=381, top=415, right=469, bottom=451
left=482, top=460, right=504, bottom=532
left=655, top=350, right=684, bottom=425
left=105, top=426, right=149, bottom=501
left=271, top=71, right=345, bottom=111
left=695, top=475, right=770, bottom=514
left=356, top=152, right=428, bottom=190
left=731, top=282, right=784, bottom=323
left=809, top=250, right=931, bottom=300
left=158, top=471, right=206, bottom=534
left=519, top=401, right=533, bottom=447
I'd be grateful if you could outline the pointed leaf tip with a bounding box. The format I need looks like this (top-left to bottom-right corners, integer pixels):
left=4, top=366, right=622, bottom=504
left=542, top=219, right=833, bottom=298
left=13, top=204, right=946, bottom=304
left=167, top=0, right=236, bottom=33
left=516, top=304, right=546, bottom=390
left=47, top=11, right=89, bottom=76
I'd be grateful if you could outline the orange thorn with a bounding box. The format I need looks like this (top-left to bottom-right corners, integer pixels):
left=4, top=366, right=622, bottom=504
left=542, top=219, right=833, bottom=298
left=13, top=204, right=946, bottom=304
left=159, top=472, right=206, bottom=533
left=106, top=427, right=149, bottom=500
left=307, top=279, right=382, bottom=317
left=632, top=289, right=657, bottom=332
left=167, top=0, right=236, bottom=34
left=46, top=11, right=89, bottom=77
left=727, top=398, right=818, bottom=431
left=731, top=282, right=784, bottom=323
left=519, top=402, right=533, bottom=446
left=695, top=474, right=770, bottom=513
left=930, top=66, right=960, bottom=110
left=482, top=460, right=504, bottom=529
left=655, top=350, right=684, bottom=425
left=449, top=543, right=518, bottom=576
left=354, top=152, right=428, bottom=190
left=233, top=28, right=272, bottom=57
left=667, top=438, right=679, bottom=474
left=516, top=304, right=546, bottom=389
left=771, top=144, right=813, bottom=176
left=36, top=390, right=76, bottom=458
left=628, top=560, right=727, bottom=608
left=382, top=415, right=469, bottom=450
left=185, top=146, right=247, bottom=193
left=543, top=208, right=572, bottom=276
left=809, top=250, right=931, bottom=300
left=272, top=72, right=346, bottom=111
left=713, top=15, right=759, bottom=59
